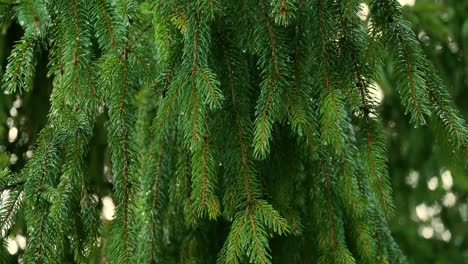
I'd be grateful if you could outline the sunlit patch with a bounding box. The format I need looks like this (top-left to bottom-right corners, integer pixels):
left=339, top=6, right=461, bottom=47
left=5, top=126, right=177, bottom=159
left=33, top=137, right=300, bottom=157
left=441, top=170, right=453, bottom=190
left=26, top=150, right=33, bottom=159
left=427, top=177, right=438, bottom=191
left=441, top=230, right=451, bottom=242
left=358, top=3, right=369, bottom=21
left=415, top=203, right=440, bottom=222
left=416, top=203, right=429, bottom=221
left=9, top=107, right=18, bottom=117
left=7, top=117, right=14, bottom=127
left=8, top=127, right=18, bottom=143
left=16, top=235, right=26, bottom=250
left=418, top=31, right=430, bottom=45
left=369, top=82, right=384, bottom=105
left=416, top=215, right=453, bottom=242
left=6, top=237, right=18, bottom=255
left=10, top=154, right=18, bottom=165
left=405, top=170, right=419, bottom=188
left=101, top=196, right=115, bottom=220
left=448, top=38, right=459, bottom=54
left=13, top=97, right=22, bottom=108
left=419, top=226, right=434, bottom=239
left=399, top=0, right=415, bottom=6
left=432, top=217, right=445, bottom=234
left=442, top=192, right=456, bottom=207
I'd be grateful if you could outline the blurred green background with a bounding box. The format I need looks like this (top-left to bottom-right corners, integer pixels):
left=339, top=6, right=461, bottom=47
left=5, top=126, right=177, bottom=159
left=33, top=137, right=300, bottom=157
left=0, top=0, right=466, bottom=263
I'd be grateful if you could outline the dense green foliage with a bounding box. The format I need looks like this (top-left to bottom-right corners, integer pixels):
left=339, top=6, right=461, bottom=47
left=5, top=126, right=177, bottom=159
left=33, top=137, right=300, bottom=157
left=0, top=0, right=466, bottom=263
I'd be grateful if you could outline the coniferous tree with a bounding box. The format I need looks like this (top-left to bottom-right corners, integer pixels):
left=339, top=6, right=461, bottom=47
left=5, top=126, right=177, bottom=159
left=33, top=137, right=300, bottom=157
left=382, top=1, right=468, bottom=262
left=0, top=0, right=466, bottom=263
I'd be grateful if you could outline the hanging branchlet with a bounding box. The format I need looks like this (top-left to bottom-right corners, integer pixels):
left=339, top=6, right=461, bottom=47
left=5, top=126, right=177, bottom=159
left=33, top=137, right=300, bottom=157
left=15, top=0, right=49, bottom=36
left=165, top=2, right=225, bottom=220
left=90, top=0, right=124, bottom=51
left=2, top=35, right=38, bottom=94
left=191, top=135, right=220, bottom=219
left=312, top=155, right=356, bottom=264
left=252, top=0, right=293, bottom=159
left=49, top=105, right=98, bottom=263
left=196, top=0, right=221, bottom=19
left=100, top=4, right=141, bottom=263
left=22, top=127, right=66, bottom=263
left=0, top=170, right=23, bottom=239
left=285, top=0, right=319, bottom=153
left=369, top=0, right=431, bottom=126
left=310, top=0, right=348, bottom=155
left=335, top=0, right=395, bottom=219
left=133, top=87, right=167, bottom=263
left=421, top=59, right=468, bottom=158
left=212, top=19, right=291, bottom=264
left=180, top=5, right=223, bottom=148
left=153, top=2, right=179, bottom=70
left=0, top=4, right=15, bottom=30
left=270, top=0, right=297, bottom=26
left=102, top=51, right=139, bottom=264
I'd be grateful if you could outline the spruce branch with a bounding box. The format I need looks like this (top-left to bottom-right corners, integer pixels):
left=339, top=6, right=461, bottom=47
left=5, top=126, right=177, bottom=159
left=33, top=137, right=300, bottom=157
left=313, top=156, right=356, bottom=263
left=253, top=0, right=291, bottom=158
left=0, top=189, right=23, bottom=238
left=351, top=52, right=394, bottom=218
left=422, top=60, right=468, bottom=157
left=216, top=25, right=291, bottom=263
left=2, top=35, right=37, bottom=94
left=21, top=127, right=65, bottom=262
left=313, top=0, right=347, bottom=154
left=320, top=157, right=337, bottom=248
left=15, top=0, right=49, bottom=35
left=261, top=0, right=281, bottom=78
left=0, top=1, right=465, bottom=262
left=191, top=136, right=220, bottom=219
left=93, top=0, right=117, bottom=49
left=104, top=34, right=138, bottom=263
left=369, top=0, right=431, bottom=126
left=270, top=0, right=297, bottom=26
left=337, top=1, right=395, bottom=219
left=115, top=47, right=133, bottom=263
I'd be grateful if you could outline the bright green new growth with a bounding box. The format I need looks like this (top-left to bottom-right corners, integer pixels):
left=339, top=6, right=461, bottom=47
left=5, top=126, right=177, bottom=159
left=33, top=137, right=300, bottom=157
left=0, top=0, right=466, bottom=263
